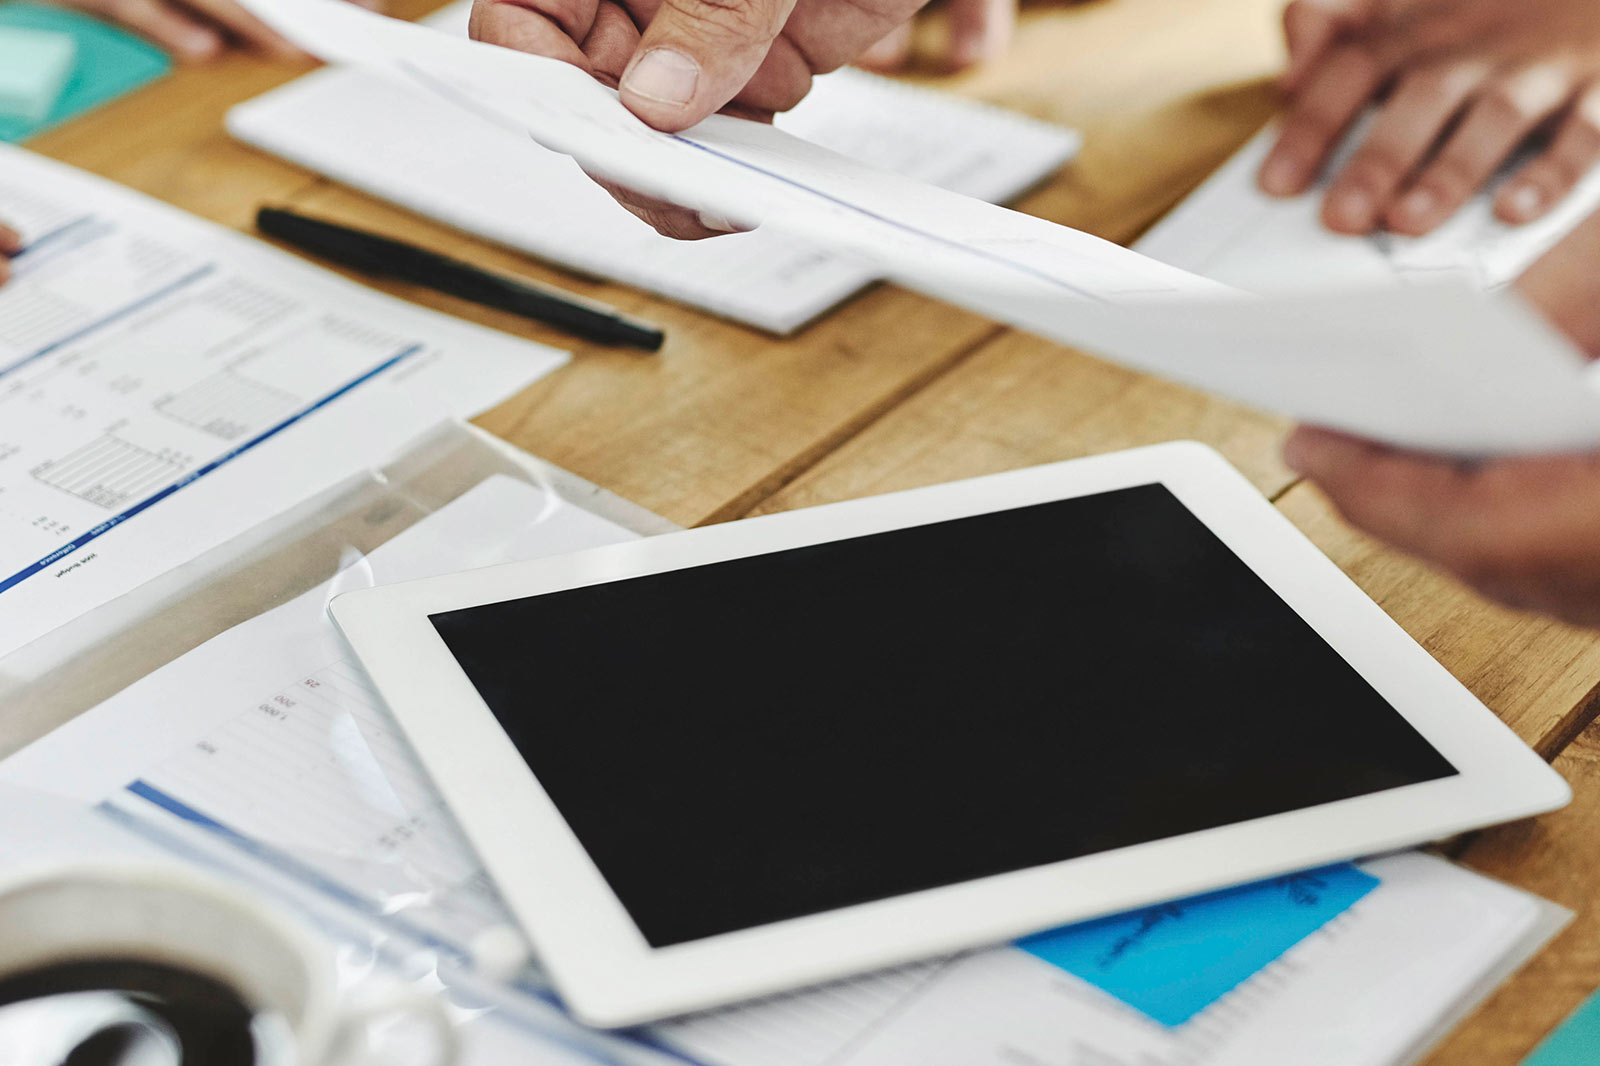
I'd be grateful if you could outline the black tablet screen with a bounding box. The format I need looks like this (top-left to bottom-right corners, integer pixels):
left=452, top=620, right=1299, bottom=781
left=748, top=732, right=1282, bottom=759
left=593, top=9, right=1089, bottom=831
left=430, top=483, right=1456, bottom=947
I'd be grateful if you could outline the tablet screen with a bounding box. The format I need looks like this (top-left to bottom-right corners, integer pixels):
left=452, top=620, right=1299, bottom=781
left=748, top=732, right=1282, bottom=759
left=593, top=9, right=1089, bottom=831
left=430, top=483, right=1456, bottom=948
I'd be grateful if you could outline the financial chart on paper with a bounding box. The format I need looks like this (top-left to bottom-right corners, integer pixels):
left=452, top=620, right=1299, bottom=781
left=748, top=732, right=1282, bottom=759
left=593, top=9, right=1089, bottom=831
left=103, top=639, right=1536, bottom=1066
left=0, top=183, right=425, bottom=596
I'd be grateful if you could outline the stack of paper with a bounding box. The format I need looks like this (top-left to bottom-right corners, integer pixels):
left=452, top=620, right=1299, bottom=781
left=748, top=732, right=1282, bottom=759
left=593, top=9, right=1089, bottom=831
left=0, top=474, right=1568, bottom=1066
left=227, top=0, right=1080, bottom=334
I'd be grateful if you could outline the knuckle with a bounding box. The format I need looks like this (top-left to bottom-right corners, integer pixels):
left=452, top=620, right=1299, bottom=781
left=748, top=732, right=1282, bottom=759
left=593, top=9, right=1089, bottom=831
left=661, top=0, right=776, bottom=40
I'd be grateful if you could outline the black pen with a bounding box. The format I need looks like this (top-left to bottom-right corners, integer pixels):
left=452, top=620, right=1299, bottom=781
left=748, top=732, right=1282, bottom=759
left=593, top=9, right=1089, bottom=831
left=256, top=207, right=665, bottom=353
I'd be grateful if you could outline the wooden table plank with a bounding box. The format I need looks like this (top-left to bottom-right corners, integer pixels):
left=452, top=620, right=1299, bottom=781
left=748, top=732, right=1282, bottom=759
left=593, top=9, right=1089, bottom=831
left=1421, top=720, right=1600, bottom=1065
left=272, top=184, right=1003, bottom=527
left=1277, top=484, right=1600, bottom=755
left=747, top=328, right=1296, bottom=514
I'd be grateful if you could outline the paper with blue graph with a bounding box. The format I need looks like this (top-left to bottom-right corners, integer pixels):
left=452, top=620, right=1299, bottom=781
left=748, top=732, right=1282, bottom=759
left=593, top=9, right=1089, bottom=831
left=1017, top=863, right=1379, bottom=1025
left=0, top=144, right=566, bottom=660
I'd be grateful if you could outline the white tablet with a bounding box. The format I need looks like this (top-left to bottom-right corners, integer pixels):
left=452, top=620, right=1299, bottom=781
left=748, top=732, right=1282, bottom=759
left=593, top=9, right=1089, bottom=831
left=329, top=441, right=1569, bottom=1028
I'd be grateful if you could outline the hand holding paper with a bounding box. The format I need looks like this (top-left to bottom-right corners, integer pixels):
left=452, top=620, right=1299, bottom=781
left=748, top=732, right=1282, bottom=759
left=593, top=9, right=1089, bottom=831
left=236, top=0, right=1600, bottom=456
left=1262, top=0, right=1600, bottom=237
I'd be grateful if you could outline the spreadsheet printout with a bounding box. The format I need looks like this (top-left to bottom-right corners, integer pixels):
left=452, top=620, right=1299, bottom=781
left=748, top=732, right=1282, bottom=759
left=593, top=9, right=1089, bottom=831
left=0, top=145, right=567, bottom=658
left=227, top=1, right=1081, bottom=334
left=0, top=477, right=1565, bottom=1066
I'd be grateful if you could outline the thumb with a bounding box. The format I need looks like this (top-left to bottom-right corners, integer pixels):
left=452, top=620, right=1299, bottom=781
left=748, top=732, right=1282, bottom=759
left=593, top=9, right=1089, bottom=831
left=619, top=0, right=800, bottom=131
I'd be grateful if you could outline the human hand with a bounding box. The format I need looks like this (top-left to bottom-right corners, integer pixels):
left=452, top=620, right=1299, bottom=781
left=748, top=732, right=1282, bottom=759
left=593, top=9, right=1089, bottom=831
left=471, top=0, right=929, bottom=237
left=0, top=221, right=17, bottom=287
left=56, top=0, right=379, bottom=62
left=856, top=0, right=1016, bottom=73
left=1257, top=0, right=1600, bottom=238
left=1280, top=208, right=1600, bottom=625
left=1282, top=428, right=1600, bottom=625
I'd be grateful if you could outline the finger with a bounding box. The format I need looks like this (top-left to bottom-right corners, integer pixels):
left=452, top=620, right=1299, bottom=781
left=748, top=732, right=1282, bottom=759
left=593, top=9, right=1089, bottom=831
left=589, top=175, right=744, bottom=239
left=581, top=0, right=644, bottom=84
left=1258, top=43, right=1386, bottom=197
left=469, top=0, right=598, bottom=72
left=1280, top=0, right=1370, bottom=94
left=855, top=21, right=912, bottom=72
left=1320, top=62, right=1486, bottom=233
left=0, top=221, right=21, bottom=256
left=946, top=0, right=1013, bottom=71
left=1283, top=426, right=1473, bottom=559
left=86, top=0, right=223, bottom=60
left=1496, top=85, right=1600, bottom=226
left=173, top=0, right=305, bottom=58
left=617, top=0, right=802, bottom=131
left=1387, top=65, right=1573, bottom=235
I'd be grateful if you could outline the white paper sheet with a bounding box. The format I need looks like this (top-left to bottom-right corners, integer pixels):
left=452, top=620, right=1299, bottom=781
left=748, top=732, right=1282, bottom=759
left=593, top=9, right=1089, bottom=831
left=227, top=1, right=1080, bottom=334
left=0, top=145, right=567, bottom=659
left=230, top=0, right=1600, bottom=456
left=1, top=474, right=1566, bottom=1066
left=1137, top=124, right=1600, bottom=293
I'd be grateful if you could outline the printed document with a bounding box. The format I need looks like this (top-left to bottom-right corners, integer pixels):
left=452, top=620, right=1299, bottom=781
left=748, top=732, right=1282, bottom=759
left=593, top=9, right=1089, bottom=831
left=228, top=0, right=1080, bottom=334
left=1, top=474, right=1567, bottom=1066
left=1138, top=124, right=1600, bottom=292
left=0, top=145, right=566, bottom=659
left=233, top=0, right=1600, bottom=456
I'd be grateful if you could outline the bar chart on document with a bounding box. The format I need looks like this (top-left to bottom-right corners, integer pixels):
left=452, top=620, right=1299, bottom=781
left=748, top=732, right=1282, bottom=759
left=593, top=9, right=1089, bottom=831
left=0, top=145, right=565, bottom=657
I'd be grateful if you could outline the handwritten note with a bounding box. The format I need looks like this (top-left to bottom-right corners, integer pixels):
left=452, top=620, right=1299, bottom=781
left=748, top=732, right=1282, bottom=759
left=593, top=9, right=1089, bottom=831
left=1016, top=863, right=1380, bottom=1026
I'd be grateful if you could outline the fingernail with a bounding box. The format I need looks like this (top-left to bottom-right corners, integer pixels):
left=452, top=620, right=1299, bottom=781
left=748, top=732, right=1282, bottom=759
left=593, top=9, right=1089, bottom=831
left=696, top=211, right=740, bottom=233
left=1259, top=155, right=1300, bottom=196
left=622, top=49, right=699, bottom=107
left=1396, top=186, right=1436, bottom=226
left=1504, top=184, right=1543, bottom=221
left=1327, top=187, right=1376, bottom=231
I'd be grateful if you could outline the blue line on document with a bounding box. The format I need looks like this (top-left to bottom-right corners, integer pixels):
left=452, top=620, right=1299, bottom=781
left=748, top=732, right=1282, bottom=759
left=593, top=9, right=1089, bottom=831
left=393, top=59, right=1098, bottom=302
left=118, top=783, right=709, bottom=1066
left=0, top=263, right=220, bottom=381
left=0, top=343, right=423, bottom=597
left=668, top=135, right=1104, bottom=302
left=11, top=214, right=103, bottom=262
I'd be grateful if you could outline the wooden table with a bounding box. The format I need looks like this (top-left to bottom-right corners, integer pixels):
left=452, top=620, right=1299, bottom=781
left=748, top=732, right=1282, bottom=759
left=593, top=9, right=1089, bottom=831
left=25, top=0, right=1600, bottom=1058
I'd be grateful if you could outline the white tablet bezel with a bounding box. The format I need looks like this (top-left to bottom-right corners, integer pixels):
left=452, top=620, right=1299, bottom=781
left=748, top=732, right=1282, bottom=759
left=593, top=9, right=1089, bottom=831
left=329, top=441, right=1569, bottom=1028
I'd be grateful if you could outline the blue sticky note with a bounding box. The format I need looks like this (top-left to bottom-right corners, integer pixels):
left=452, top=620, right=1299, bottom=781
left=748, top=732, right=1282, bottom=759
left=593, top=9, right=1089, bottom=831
left=0, top=2, right=170, bottom=143
left=1523, top=988, right=1600, bottom=1065
left=1016, top=863, right=1379, bottom=1027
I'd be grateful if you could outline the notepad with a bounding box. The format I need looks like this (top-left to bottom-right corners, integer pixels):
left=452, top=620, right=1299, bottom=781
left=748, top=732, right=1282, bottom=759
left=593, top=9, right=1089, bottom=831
left=1017, top=863, right=1380, bottom=1025
left=227, top=0, right=1079, bottom=334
